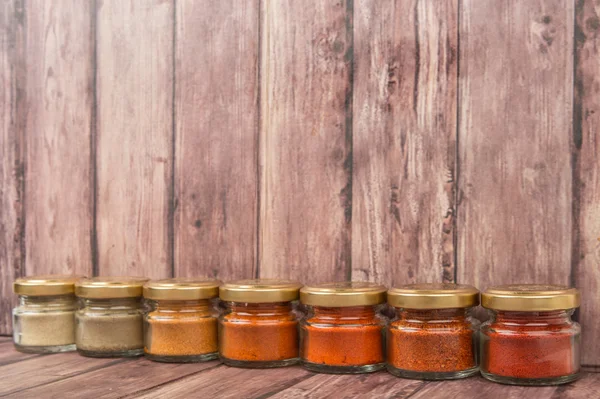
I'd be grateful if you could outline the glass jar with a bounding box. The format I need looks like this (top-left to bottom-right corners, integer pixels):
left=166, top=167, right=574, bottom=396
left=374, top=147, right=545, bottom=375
left=219, top=279, right=303, bottom=368
left=300, top=282, right=388, bottom=374
left=386, top=283, right=480, bottom=380
left=75, top=277, right=148, bottom=357
left=480, top=285, right=581, bottom=386
left=12, top=276, right=81, bottom=353
left=144, top=278, right=221, bottom=362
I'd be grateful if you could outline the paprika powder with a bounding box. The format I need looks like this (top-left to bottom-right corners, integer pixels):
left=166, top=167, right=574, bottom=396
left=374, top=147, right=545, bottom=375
left=300, top=282, right=387, bottom=374
left=480, top=285, right=581, bottom=385
left=386, top=284, right=480, bottom=380
left=219, top=279, right=302, bottom=368
left=143, top=278, right=221, bottom=362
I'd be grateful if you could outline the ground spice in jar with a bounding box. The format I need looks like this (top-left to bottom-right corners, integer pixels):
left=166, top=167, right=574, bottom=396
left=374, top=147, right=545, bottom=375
left=386, top=284, right=480, bottom=380
left=13, top=276, right=81, bottom=353
left=300, top=282, right=387, bottom=374
left=75, top=277, right=148, bottom=357
left=144, top=279, right=221, bottom=362
left=481, top=285, right=581, bottom=385
left=219, top=280, right=302, bottom=367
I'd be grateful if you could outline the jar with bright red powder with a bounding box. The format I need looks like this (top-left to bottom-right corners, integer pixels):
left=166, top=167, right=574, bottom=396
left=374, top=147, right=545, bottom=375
left=480, top=285, right=581, bottom=386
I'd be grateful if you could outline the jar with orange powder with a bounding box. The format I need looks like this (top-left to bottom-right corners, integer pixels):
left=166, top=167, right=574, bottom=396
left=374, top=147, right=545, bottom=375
left=480, top=285, right=581, bottom=385
left=143, top=278, right=221, bottom=362
left=218, top=279, right=303, bottom=368
left=300, top=282, right=388, bottom=374
left=386, top=284, right=480, bottom=380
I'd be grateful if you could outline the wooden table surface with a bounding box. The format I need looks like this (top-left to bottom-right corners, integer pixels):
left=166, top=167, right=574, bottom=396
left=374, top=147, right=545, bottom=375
left=0, top=337, right=598, bottom=399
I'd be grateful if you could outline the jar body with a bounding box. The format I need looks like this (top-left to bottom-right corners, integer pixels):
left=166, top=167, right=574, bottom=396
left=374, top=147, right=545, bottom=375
left=144, top=299, right=218, bottom=362
left=480, top=310, right=581, bottom=385
left=300, top=305, right=387, bottom=374
left=76, top=297, right=144, bottom=357
left=219, top=302, right=299, bottom=368
left=387, top=308, right=479, bottom=380
left=13, top=294, right=77, bottom=353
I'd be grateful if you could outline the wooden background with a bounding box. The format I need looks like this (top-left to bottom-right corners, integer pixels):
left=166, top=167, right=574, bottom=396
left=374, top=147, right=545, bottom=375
left=0, top=0, right=598, bottom=367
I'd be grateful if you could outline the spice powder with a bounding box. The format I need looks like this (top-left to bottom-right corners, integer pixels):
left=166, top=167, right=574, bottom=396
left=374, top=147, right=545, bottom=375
left=146, top=314, right=217, bottom=356
left=303, top=323, right=384, bottom=366
left=219, top=313, right=298, bottom=362
left=15, top=312, right=75, bottom=347
left=484, top=316, right=579, bottom=379
left=388, top=318, right=475, bottom=372
left=76, top=313, right=143, bottom=352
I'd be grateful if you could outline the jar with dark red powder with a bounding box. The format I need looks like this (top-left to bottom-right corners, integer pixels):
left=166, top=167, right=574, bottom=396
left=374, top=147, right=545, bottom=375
left=480, top=285, right=581, bottom=386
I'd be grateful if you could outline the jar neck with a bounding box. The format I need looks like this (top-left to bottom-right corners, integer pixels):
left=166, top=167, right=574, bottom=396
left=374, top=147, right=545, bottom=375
left=148, top=299, right=212, bottom=312
left=19, top=294, right=76, bottom=308
left=491, top=309, right=574, bottom=324
left=226, top=301, right=293, bottom=316
left=396, top=308, right=468, bottom=321
left=311, top=305, right=378, bottom=321
left=80, top=297, right=142, bottom=309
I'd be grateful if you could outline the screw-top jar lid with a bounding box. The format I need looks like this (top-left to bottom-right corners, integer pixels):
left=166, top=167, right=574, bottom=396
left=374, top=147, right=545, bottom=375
left=14, top=275, right=83, bottom=296
left=219, top=279, right=303, bottom=303
left=387, top=283, right=479, bottom=309
left=300, top=282, right=387, bottom=307
left=144, top=278, right=221, bottom=301
left=75, top=277, right=149, bottom=299
left=481, top=284, right=580, bottom=311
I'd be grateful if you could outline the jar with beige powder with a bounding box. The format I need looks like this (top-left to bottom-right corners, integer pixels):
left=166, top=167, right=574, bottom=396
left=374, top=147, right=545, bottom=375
left=75, top=277, right=148, bottom=357
left=13, top=276, right=81, bottom=353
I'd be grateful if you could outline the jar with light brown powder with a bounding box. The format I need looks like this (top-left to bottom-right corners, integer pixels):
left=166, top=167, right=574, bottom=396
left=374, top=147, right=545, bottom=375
left=144, top=278, right=221, bottom=362
left=75, top=277, right=148, bottom=357
left=13, top=276, right=82, bottom=353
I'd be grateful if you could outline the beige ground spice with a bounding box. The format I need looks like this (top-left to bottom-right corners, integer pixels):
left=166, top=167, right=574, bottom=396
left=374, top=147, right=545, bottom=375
left=76, top=312, right=143, bottom=352
left=14, top=311, right=75, bottom=346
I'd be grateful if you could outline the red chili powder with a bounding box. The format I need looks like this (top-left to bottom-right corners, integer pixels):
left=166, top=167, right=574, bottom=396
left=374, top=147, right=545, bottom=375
left=483, top=313, right=579, bottom=379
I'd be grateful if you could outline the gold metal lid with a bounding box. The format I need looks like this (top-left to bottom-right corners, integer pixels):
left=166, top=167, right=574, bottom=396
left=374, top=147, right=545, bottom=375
left=144, top=278, right=221, bottom=300
left=219, top=279, right=302, bottom=303
left=14, top=275, right=83, bottom=296
left=482, top=284, right=581, bottom=311
left=75, top=277, right=149, bottom=299
left=300, top=282, right=387, bottom=307
left=387, top=283, right=479, bottom=309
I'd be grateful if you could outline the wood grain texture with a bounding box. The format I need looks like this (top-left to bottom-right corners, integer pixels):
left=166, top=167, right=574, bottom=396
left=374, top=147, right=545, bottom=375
left=271, top=372, right=426, bottom=398
left=557, top=373, right=600, bottom=398
left=134, top=365, right=311, bottom=398
left=410, top=377, right=558, bottom=399
left=0, top=0, right=25, bottom=335
left=12, top=359, right=217, bottom=399
left=573, top=0, right=600, bottom=368
left=174, top=0, right=258, bottom=280
left=24, top=1, right=93, bottom=277
left=352, top=0, right=458, bottom=285
left=0, top=341, right=38, bottom=366
left=259, top=0, right=352, bottom=282
left=0, top=352, right=120, bottom=397
left=457, top=0, right=574, bottom=288
left=95, top=0, right=173, bottom=277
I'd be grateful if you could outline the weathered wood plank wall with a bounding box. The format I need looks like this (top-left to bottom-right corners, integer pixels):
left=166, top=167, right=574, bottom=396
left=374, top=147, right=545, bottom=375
left=1, top=0, right=598, bottom=367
